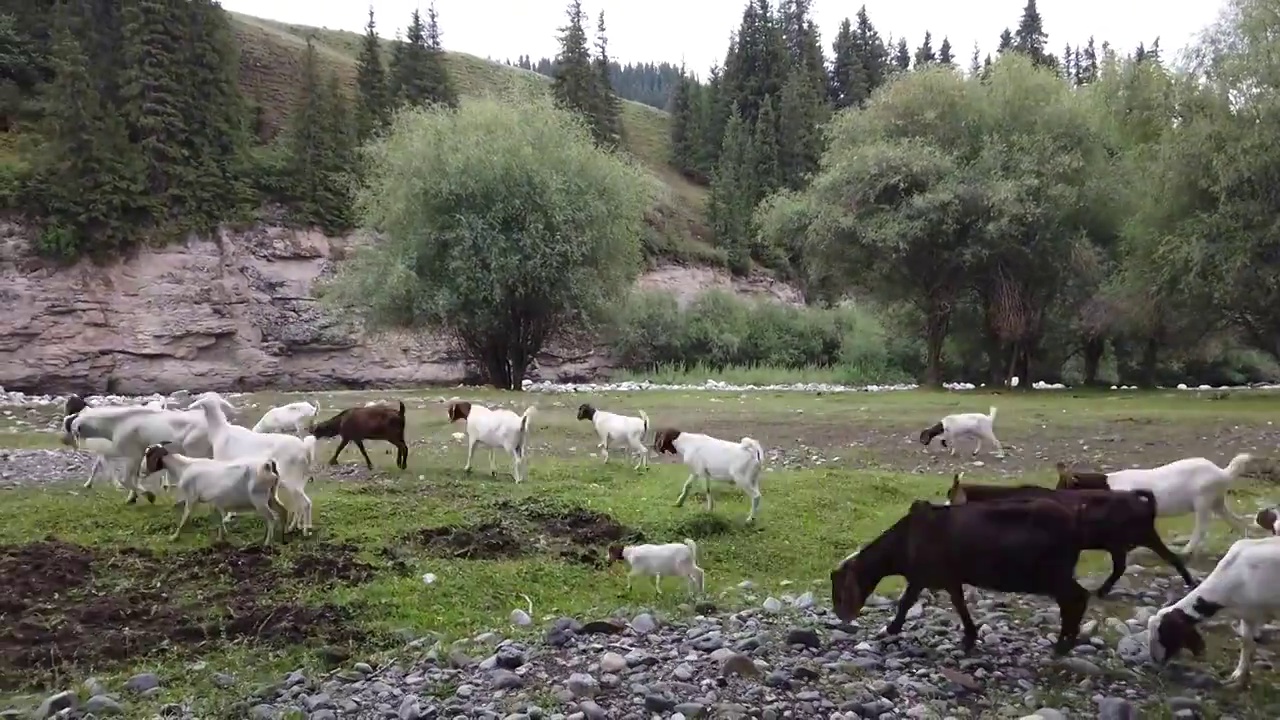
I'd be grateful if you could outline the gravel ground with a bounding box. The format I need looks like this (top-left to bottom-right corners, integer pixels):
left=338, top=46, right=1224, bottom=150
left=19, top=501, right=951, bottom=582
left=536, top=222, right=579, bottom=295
left=23, top=566, right=1276, bottom=720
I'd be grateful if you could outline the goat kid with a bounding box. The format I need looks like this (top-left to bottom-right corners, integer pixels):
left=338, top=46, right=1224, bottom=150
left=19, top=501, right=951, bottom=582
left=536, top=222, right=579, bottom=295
left=652, top=428, right=764, bottom=523
left=946, top=472, right=1196, bottom=597
left=142, top=443, right=286, bottom=547
left=1056, top=455, right=1254, bottom=556
left=919, top=406, right=1004, bottom=458
left=1148, top=536, right=1280, bottom=688
left=607, top=538, right=704, bottom=594
left=831, top=497, right=1091, bottom=655
left=447, top=401, right=534, bottom=483
left=253, top=400, right=322, bottom=436
left=577, top=403, right=650, bottom=470
left=188, top=393, right=317, bottom=535
left=312, top=401, right=409, bottom=470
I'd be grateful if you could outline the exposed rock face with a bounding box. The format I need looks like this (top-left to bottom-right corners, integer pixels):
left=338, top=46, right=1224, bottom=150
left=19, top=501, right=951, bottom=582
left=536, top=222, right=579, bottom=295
left=0, top=220, right=800, bottom=394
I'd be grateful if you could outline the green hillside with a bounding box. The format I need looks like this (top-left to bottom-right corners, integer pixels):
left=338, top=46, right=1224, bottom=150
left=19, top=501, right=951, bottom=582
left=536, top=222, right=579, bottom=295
left=228, top=13, right=720, bottom=265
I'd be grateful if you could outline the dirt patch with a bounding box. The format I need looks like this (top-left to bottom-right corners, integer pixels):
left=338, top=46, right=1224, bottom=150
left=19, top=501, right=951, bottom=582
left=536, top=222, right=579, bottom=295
left=0, top=538, right=389, bottom=691
left=411, top=499, right=645, bottom=566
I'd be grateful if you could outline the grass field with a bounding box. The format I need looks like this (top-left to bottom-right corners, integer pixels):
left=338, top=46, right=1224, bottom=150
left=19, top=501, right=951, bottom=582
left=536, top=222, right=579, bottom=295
left=229, top=13, right=719, bottom=267
left=2, top=388, right=1280, bottom=716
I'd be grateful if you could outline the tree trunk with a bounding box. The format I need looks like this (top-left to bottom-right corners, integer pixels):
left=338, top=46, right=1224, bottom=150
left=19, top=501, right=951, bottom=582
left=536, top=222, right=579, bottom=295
left=1083, top=336, right=1105, bottom=386
left=922, top=304, right=950, bottom=387
left=1140, top=337, right=1159, bottom=388
left=484, top=354, right=514, bottom=391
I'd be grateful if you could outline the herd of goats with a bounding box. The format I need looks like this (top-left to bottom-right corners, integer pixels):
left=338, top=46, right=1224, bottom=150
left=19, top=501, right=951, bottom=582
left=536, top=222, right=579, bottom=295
left=44, top=394, right=1280, bottom=690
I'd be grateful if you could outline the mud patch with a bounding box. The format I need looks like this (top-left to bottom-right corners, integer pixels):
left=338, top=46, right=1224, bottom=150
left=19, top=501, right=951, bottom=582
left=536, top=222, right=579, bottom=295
left=410, top=499, right=644, bottom=566
left=0, top=538, right=389, bottom=691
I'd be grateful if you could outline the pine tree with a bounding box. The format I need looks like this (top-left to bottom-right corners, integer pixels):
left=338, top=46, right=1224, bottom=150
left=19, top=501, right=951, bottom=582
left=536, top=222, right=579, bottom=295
left=422, top=2, right=458, bottom=108
left=1061, top=43, right=1074, bottom=82
left=913, top=31, right=935, bottom=67
left=750, top=94, right=779, bottom=196
left=852, top=7, right=887, bottom=95
left=1013, top=0, right=1049, bottom=67
left=592, top=10, right=623, bottom=148
left=700, top=63, right=730, bottom=172
left=893, top=37, right=910, bottom=71
left=551, top=0, right=598, bottom=132
left=721, top=0, right=788, bottom=125
left=938, top=36, right=954, bottom=66
left=707, top=106, right=753, bottom=275
left=778, top=68, right=823, bottom=189
left=1080, top=37, right=1098, bottom=83
left=669, top=70, right=695, bottom=173
left=287, top=38, right=356, bottom=232
left=1147, top=37, right=1162, bottom=64
left=968, top=43, right=981, bottom=77
left=1072, top=47, right=1084, bottom=85
left=355, top=5, right=390, bottom=140
left=827, top=18, right=859, bottom=108
left=997, top=29, right=1013, bottom=54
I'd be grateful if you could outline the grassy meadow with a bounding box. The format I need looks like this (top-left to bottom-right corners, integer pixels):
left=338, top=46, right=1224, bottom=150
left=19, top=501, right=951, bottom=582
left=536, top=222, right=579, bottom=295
left=2, top=386, right=1280, bottom=716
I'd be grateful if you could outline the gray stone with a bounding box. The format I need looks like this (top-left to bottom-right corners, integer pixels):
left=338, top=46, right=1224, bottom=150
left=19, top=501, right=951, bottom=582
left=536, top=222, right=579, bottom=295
left=566, top=673, right=599, bottom=698
left=1031, top=709, right=1067, bottom=720
left=643, top=695, right=675, bottom=713
left=630, top=613, right=657, bottom=634
left=36, top=691, right=76, bottom=719
left=124, top=672, right=161, bottom=693
left=599, top=651, right=628, bottom=674
left=577, top=700, right=607, bottom=720
left=83, top=695, right=123, bottom=716
left=309, top=711, right=337, bottom=720
left=212, top=673, right=236, bottom=689
left=491, top=670, right=525, bottom=690
left=1097, top=697, right=1136, bottom=720
left=673, top=703, right=706, bottom=718
left=248, top=705, right=279, bottom=720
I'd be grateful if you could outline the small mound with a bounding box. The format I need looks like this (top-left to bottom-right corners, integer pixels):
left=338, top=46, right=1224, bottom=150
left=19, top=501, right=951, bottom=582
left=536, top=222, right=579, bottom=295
left=667, top=513, right=736, bottom=539
left=415, top=521, right=524, bottom=560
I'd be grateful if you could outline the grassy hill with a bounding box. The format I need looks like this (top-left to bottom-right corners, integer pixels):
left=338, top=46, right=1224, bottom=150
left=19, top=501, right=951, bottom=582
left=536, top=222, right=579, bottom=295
left=229, top=13, right=721, bottom=266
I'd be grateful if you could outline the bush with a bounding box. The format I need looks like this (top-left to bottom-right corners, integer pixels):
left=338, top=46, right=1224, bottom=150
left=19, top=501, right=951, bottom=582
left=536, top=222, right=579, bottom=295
left=606, top=290, right=916, bottom=384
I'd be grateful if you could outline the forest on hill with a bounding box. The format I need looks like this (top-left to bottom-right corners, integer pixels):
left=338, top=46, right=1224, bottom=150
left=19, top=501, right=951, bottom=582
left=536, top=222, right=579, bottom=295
left=2, top=0, right=1279, bottom=391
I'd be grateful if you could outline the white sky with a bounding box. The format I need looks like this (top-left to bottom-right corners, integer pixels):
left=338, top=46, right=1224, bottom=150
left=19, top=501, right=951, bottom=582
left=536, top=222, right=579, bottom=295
left=221, top=0, right=1230, bottom=79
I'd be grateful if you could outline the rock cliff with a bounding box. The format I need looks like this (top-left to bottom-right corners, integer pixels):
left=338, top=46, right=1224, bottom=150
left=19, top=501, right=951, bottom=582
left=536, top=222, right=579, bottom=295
left=0, top=220, right=801, bottom=394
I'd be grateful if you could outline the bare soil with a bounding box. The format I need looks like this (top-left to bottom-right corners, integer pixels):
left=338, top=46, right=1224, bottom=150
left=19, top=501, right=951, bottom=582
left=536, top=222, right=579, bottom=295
left=0, top=539, right=399, bottom=690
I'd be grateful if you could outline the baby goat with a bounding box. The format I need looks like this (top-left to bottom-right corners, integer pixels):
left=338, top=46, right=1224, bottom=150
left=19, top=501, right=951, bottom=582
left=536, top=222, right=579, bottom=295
left=607, top=538, right=704, bottom=594
left=311, top=401, right=408, bottom=470
left=919, top=406, right=1004, bottom=458
left=577, top=403, right=650, bottom=470
left=1149, top=536, right=1280, bottom=688
left=1056, top=455, right=1254, bottom=556
left=831, top=497, right=1091, bottom=655
left=653, top=428, right=764, bottom=523
left=253, top=400, right=321, bottom=436
left=142, top=442, right=286, bottom=547
left=946, top=472, right=1196, bottom=597
left=447, top=400, right=535, bottom=483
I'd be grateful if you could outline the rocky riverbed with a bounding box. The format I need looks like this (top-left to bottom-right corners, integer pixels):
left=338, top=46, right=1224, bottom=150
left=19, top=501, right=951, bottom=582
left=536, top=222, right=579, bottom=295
left=15, top=567, right=1276, bottom=720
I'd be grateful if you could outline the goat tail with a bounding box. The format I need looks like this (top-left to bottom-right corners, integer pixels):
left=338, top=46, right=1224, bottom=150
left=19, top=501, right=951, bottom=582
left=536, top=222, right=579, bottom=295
left=1132, top=489, right=1159, bottom=518
left=301, top=434, right=318, bottom=469
left=520, top=592, right=534, bottom=616
left=397, top=400, right=407, bottom=417
left=1224, top=453, right=1253, bottom=480
left=739, top=437, right=764, bottom=465
left=988, top=405, right=998, bottom=422
left=639, top=409, right=650, bottom=437
left=515, top=406, right=536, bottom=453
left=684, top=537, right=698, bottom=566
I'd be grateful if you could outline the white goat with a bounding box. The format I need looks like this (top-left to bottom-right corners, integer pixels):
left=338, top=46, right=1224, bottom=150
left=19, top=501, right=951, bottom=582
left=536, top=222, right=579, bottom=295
left=69, top=399, right=175, bottom=490
left=188, top=394, right=317, bottom=535
left=609, top=538, right=704, bottom=594
left=447, top=400, right=535, bottom=483
left=66, top=403, right=210, bottom=502
left=1148, top=536, right=1280, bottom=688
left=1060, top=454, right=1254, bottom=557
left=919, top=406, right=1004, bottom=458
left=252, top=400, right=321, bottom=436
left=653, top=429, right=764, bottom=523
left=576, top=403, right=650, bottom=469
left=141, top=443, right=286, bottom=546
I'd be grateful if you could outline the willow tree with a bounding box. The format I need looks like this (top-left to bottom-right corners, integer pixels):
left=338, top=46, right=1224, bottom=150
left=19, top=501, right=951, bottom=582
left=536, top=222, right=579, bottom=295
left=322, top=96, right=654, bottom=390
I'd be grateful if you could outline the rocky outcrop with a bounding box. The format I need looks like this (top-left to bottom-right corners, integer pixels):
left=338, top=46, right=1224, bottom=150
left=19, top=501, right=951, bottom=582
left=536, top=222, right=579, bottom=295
left=0, top=220, right=800, bottom=394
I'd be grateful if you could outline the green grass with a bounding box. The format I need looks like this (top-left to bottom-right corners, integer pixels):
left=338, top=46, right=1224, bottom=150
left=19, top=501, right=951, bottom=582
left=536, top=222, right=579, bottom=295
left=2, top=388, right=1280, bottom=716
left=611, top=361, right=915, bottom=386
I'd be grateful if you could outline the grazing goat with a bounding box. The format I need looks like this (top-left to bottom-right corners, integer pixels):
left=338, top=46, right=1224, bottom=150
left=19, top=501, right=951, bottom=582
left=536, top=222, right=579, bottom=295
left=608, top=538, right=704, bottom=594
left=577, top=403, right=650, bottom=470
left=919, top=406, right=1004, bottom=458
left=1056, top=455, right=1254, bottom=556
left=1255, top=506, right=1280, bottom=536
left=142, top=443, right=286, bottom=547
left=62, top=394, right=129, bottom=490
left=188, top=394, right=316, bottom=535
left=946, top=472, right=1196, bottom=597
left=311, top=401, right=409, bottom=470
left=830, top=497, right=1090, bottom=655
left=1148, top=536, right=1280, bottom=688
left=447, top=400, right=534, bottom=483
left=252, top=400, right=321, bottom=436
left=652, top=428, right=764, bottom=523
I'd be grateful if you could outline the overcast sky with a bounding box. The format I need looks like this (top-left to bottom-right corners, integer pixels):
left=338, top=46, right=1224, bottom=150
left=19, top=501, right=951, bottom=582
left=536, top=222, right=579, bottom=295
left=221, top=0, right=1230, bottom=79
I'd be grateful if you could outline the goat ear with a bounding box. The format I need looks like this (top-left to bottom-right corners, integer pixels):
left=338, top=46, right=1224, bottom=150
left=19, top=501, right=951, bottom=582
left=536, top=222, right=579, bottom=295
left=951, top=472, right=963, bottom=487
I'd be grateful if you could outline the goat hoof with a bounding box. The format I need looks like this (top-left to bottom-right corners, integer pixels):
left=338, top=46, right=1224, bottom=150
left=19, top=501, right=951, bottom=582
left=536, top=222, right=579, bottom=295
left=126, top=496, right=138, bottom=505
left=145, top=492, right=156, bottom=504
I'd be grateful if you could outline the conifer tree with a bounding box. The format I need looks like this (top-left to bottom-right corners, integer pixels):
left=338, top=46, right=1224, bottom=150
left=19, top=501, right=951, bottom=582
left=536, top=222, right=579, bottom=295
left=914, top=31, right=935, bottom=67
left=592, top=10, right=623, bottom=148
left=707, top=106, right=752, bottom=275
left=938, top=37, right=954, bottom=66
left=750, top=93, right=780, bottom=195
left=969, top=44, right=981, bottom=77
left=668, top=70, right=697, bottom=174
left=997, top=29, right=1014, bottom=54
left=1014, top=0, right=1050, bottom=67
left=389, top=7, right=455, bottom=109
left=852, top=7, right=887, bottom=95
left=355, top=6, right=390, bottom=140
left=551, top=0, right=599, bottom=134
left=287, top=38, right=356, bottom=232
left=1080, top=37, right=1098, bottom=83
left=828, top=17, right=859, bottom=108
left=778, top=68, right=823, bottom=189
left=893, top=37, right=910, bottom=71
left=422, top=2, right=458, bottom=108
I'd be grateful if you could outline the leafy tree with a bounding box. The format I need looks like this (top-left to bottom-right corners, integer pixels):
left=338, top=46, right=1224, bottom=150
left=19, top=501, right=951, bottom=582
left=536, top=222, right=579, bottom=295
left=354, top=6, right=390, bottom=140
left=322, top=96, right=654, bottom=390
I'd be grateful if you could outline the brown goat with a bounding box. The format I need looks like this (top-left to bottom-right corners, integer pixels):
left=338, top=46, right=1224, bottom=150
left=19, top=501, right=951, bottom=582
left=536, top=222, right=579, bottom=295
left=946, top=473, right=1196, bottom=597
left=1256, top=507, right=1280, bottom=535
left=831, top=497, right=1091, bottom=656
left=311, top=401, right=409, bottom=470
left=1055, top=461, right=1111, bottom=490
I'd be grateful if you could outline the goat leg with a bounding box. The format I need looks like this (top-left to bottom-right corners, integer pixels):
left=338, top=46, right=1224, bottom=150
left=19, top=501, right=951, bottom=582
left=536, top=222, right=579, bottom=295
left=1052, top=581, right=1090, bottom=656
left=1094, top=547, right=1129, bottom=599
left=328, top=438, right=350, bottom=465
left=1141, top=530, right=1198, bottom=589
left=946, top=586, right=979, bottom=654
left=885, top=582, right=924, bottom=636
left=353, top=438, right=374, bottom=470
